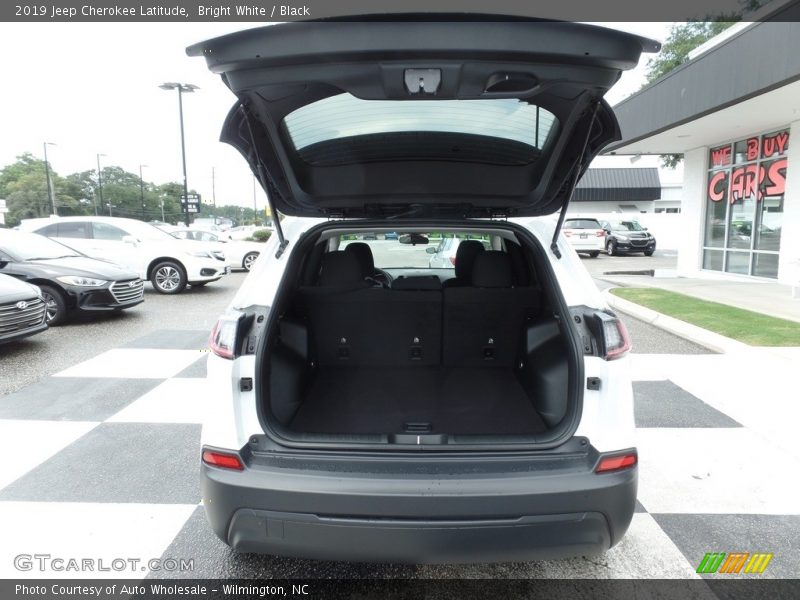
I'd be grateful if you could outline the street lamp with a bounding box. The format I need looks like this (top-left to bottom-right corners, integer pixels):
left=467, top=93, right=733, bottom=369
left=95, top=153, right=106, bottom=216
left=139, top=164, right=148, bottom=221
left=211, top=166, right=216, bottom=209
left=43, top=142, right=57, bottom=216
left=159, top=82, right=198, bottom=226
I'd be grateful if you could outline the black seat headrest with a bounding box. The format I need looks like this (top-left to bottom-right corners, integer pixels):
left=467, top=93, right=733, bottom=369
left=454, top=240, right=485, bottom=280
left=471, top=252, right=514, bottom=288
left=318, top=251, right=364, bottom=287
left=345, top=242, right=375, bottom=277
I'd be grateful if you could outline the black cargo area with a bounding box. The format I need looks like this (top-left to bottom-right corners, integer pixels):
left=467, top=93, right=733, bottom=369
left=262, top=235, right=575, bottom=442
left=291, top=366, right=548, bottom=435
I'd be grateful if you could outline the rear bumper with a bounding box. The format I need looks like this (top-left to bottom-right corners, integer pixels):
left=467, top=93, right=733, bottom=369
left=568, top=239, right=605, bottom=251
left=201, top=450, right=637, bottom=563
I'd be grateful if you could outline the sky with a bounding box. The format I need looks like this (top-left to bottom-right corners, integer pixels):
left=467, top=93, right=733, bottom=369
left=0, top=21, right=677, bottom=212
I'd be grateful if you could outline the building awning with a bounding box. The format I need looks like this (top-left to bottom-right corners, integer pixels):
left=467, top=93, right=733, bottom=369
left=574, top=167, right=661, bottom=202
left=606, top=0, right=800, bottom=155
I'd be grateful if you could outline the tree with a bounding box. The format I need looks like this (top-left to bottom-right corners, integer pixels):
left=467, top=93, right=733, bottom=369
left=642, top=21, right=736, bottom=168
left=645, top=21, right=736, bottom=85
left=0, top=153, right=90, bottom=225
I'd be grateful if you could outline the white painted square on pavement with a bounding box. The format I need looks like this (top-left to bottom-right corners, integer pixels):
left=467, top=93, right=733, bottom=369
left=53, top=349, right=203, bottom=380
left=107, top=378, right=211, bottom=424
left=637, top=428, right=800, bottom=515
left=0, top=420, right=98, bottom=491
left=0, top=502, right=197, bottom=578
left=628, top=354, right=672, bottom=381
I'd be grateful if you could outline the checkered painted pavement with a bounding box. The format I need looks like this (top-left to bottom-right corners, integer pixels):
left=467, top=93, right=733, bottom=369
left=0, top=329, right=798, bottom=579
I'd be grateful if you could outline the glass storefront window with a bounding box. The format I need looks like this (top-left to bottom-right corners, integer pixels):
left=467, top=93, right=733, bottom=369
left=704, top=171, right=728, bottom=247
left=752, top=253, right=779, bottom=278
left=726, top=195, right=755, bottom=250
left=702, top=249, right=724, bottom=271
left=702, top=129, right=788, bottom=279
left=725, top=251, right=751, bottom=275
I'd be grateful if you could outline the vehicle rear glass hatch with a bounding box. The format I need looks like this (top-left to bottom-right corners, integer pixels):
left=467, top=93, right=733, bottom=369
left=188, top=17, right=658, bottom=219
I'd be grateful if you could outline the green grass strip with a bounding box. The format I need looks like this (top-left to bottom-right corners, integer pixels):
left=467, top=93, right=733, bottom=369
left=610, top=287, right=800, bottom=346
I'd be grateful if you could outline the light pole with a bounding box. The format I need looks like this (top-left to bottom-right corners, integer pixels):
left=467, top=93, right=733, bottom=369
left=211, top=166, right=216, bottom=209
left=43, top=142, right=57, bottom=216
left=139, top=164, right=148, bottom=221
left=159, top=82, right=198, bottom=226
left=96, top=153, right=106, bottom=216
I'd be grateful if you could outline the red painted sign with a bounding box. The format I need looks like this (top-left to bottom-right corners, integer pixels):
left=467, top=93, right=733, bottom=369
left=708, top=158, right=787, bottom=203
left=761, top=131, right=789, bottom=159
left=710, top=145, right=731, bottom=168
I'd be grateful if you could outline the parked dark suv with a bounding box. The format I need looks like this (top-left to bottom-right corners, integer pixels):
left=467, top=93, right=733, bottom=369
left=600, top=219, right=656, bottom=256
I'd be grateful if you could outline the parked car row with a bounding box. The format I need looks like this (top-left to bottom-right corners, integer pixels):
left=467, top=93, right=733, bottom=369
left=18, top=216, right=230, bottom=294
left=158, top=225, right=263, bottom=271
left=0, top=229, right=144, bottom=331
left=563, top=217, right=657, bottom=257
left=0, top=215, right=259, bottom=342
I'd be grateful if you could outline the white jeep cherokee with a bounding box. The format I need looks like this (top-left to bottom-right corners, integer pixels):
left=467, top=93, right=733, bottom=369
left=194, top=16, right=657, bottom=563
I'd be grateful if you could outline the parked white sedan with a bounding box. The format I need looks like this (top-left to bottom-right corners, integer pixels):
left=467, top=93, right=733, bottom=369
left=167, top=227, right=264, bottom=271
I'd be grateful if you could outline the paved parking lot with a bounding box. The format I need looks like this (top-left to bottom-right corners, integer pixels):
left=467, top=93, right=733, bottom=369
left=0, top=266, right=798, bottom=580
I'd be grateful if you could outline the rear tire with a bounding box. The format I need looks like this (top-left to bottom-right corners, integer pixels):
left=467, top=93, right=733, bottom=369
left=242, top=252, right=259, bottom=271
left=39, top=284, right=68, bottom=326
left=150, top=261, right=187, bottom=294
left=606, top=240, right=618, bottom=256
left=588, top=251, right=600, bottom=258
left=644, top=249, right=655, bottom=257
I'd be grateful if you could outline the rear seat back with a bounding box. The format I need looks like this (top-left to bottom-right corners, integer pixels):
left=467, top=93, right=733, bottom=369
left=301, top=252, right=441, bottom=367
left=442, top=252, right=539, bottom=367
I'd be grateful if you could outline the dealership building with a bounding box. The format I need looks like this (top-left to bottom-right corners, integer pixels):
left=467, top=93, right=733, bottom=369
left=607, top=7, right=800, bottom=285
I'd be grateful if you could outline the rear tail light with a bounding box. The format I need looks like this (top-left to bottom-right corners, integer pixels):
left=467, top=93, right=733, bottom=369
left=596, top=230, right=606, bottom=237
left=202, top=449, right=244, bottom=471
left=209, top=310, right=244, bottom=360
left=564, top=230, right=573, bottom=237
left=449, top=256, right=457, bottom=266
left=603, top=317, right=632, bottom=360
left=595, top=452, right=637, bottom=473
left=585, top=311, right=632, bottom=360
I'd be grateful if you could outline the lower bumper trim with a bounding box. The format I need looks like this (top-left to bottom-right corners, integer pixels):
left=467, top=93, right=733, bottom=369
left=225, top=508, right=611, bottom=563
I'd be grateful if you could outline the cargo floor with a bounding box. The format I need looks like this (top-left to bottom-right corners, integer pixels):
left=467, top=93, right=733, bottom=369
left=290, top=366, right=547, bottom=435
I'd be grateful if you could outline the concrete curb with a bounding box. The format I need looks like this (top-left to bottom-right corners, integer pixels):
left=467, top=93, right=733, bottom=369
left=602, top=288, right=751, bottom=354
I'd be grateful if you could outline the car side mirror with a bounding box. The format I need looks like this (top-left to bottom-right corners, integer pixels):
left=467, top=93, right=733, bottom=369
left=425, top=246, right=437, bottom=254
left=122, top=235, right=138, bottom=246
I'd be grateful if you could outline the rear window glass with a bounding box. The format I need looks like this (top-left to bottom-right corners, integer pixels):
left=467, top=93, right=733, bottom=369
left=339, top=233, right=490, bottom=269
left=607, top=221, right=645, bottom=231
left=564, top=219, right=601, bottom=229
left=284, top=93, right=558, bottom=154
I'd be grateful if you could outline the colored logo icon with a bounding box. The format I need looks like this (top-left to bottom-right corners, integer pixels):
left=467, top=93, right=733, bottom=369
left=696, top=552, right=773, bottom=574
